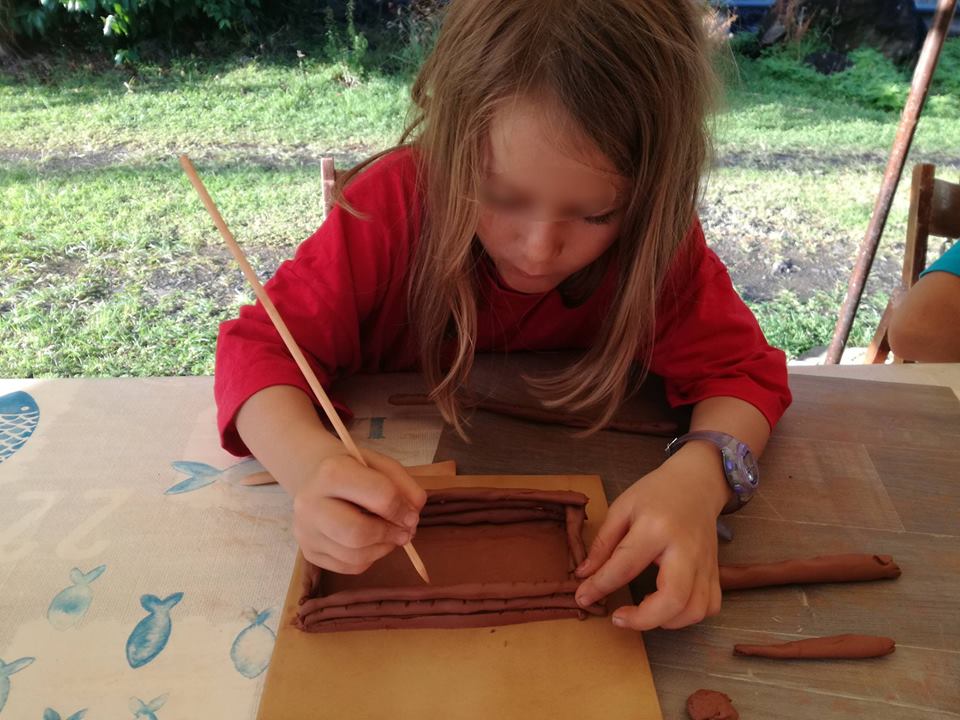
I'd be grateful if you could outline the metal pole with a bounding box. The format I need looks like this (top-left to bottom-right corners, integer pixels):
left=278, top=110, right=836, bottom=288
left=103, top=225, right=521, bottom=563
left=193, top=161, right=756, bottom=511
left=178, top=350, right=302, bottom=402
left=824, top=0, right=957, bottom=364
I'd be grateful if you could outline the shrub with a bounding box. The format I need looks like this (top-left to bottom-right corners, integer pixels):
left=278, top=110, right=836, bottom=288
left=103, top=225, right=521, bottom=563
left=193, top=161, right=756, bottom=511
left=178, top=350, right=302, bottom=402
left=7, top=0, right=261, bottom=63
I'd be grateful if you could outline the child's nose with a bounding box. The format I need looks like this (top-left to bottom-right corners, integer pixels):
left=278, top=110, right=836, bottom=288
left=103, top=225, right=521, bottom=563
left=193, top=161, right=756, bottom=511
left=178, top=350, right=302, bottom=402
left=522, top=220, right=563, bottom=264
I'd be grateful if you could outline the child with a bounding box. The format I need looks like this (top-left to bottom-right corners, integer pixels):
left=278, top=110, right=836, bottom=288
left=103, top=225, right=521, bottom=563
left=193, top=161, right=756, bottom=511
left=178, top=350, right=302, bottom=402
left=215, top=0, right=792, bottom=631
left=889, top=242, right=960, bottom=361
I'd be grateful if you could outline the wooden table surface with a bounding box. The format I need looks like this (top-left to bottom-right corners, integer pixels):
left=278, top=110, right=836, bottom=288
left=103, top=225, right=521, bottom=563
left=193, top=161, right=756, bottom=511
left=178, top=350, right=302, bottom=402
left=434, top=363, right=960, bottom=720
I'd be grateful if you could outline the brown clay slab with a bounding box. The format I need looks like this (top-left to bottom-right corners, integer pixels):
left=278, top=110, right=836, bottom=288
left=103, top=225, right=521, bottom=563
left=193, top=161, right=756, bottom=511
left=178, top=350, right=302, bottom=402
left=297, top=487, right=599, bottom=633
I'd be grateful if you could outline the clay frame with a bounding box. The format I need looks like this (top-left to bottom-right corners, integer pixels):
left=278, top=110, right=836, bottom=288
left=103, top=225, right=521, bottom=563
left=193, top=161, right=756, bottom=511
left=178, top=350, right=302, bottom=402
left=295, top=487, right=606, bottom=632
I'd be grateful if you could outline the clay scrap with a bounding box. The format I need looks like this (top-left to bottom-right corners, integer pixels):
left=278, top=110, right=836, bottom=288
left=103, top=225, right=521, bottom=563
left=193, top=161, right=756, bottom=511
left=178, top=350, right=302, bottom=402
left=719, top=553, right=901, bottom=591
left=686, top=689, right=739, bottom=720
left=296, top=487, right=605, bottom=632
left=734, top=634, right=896, bottom=659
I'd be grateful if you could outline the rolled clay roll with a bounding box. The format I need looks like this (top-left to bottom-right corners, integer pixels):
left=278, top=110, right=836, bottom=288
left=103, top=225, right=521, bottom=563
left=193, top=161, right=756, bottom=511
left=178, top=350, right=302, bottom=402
left=733, top=634, right=895, bottom=659
left=719, top=553, right=901, bottom=591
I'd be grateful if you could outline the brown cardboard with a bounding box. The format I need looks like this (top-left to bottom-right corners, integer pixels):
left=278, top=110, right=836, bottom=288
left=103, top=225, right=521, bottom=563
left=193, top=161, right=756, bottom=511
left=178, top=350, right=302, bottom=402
left=256, top=473, right=661, bottom=720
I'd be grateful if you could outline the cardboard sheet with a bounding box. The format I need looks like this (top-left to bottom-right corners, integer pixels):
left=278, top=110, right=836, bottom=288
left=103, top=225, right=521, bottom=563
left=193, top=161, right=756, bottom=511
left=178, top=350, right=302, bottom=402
left=257, top=474, right=662, bottom=720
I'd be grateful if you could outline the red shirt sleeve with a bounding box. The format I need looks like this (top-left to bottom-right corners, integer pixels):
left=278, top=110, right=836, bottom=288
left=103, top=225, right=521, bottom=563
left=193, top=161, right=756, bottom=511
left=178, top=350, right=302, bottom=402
left=651, top=220, right=792, bottom=430
left=214, top=150, right=419, bottom=456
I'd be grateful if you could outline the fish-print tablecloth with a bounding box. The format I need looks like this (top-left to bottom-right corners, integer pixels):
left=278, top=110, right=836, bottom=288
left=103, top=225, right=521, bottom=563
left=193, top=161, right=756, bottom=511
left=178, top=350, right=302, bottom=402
left=0, top=375, right=443, bottom=720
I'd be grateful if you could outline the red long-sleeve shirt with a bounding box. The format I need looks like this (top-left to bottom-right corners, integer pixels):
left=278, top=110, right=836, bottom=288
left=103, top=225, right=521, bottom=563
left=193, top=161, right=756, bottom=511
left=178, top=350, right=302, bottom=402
left=214, top=147, right=791, bottom=456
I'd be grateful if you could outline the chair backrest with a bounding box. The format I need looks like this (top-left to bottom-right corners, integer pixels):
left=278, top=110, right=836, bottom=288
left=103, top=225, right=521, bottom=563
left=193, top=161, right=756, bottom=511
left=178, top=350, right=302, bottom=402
left=903, top=163, right=960, bottom=287
left=865, top=163, right=960, bottom=364
left=321, top=157, right=337, bottom=219
left=929, top=174, right=960, bottom=239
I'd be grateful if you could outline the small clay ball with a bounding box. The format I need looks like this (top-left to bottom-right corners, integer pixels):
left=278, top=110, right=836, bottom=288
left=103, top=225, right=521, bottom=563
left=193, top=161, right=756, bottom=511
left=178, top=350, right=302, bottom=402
left=686, top=689, right=739, bottom=720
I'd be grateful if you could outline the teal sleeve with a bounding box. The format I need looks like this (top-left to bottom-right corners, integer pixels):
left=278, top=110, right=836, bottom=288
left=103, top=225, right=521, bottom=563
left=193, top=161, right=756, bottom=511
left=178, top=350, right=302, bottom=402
left=920, top=242, right=960, bottom=278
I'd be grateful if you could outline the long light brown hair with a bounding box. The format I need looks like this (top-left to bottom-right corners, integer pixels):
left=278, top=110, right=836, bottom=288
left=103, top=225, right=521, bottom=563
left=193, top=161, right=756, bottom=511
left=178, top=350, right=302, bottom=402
left=337, top=0, right=719, bottom=437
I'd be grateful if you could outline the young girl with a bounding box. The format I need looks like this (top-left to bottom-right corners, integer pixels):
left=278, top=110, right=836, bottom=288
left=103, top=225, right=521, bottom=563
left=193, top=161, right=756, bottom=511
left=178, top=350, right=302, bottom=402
left=215, top=0, right=791, bottom=632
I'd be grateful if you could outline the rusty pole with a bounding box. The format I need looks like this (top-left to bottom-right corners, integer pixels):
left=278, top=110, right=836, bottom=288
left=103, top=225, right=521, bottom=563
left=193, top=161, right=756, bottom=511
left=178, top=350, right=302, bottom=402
left=824, top=0, right=957, bottom=364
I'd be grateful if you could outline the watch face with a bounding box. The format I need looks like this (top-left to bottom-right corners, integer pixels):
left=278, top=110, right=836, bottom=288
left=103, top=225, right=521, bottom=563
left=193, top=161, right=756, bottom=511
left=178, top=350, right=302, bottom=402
left=739, top=445, right=760, bottom=489
left=723, top=443, right=759, bottom=501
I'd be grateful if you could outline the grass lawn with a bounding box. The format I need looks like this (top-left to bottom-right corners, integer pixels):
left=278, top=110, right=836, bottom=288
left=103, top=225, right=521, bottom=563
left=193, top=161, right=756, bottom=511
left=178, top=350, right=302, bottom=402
left=2, top=41, right=959, bottom=376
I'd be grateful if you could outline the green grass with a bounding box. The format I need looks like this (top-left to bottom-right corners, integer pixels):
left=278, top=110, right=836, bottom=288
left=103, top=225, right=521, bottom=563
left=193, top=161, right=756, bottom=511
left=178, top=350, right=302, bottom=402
left=0, top=57, right=410, bottom=157
left=715, top=44, right=960, bottom=155
left=746, top=290, right=888, bottom=360
left=0, top=159, right=332, bottom=376
left=2, top=39, right=960, bottom=376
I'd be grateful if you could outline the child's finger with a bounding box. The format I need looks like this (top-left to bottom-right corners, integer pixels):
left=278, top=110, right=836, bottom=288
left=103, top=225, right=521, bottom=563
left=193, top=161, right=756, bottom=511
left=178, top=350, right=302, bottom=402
left=659, top=568, right=712, bottom=629
left=610, top=549, right=694, bottom=631
left=708, top=568, right=722, bottom=617
left=574, top=507, right=630, bottom=579
left=575, top=525, right=661, bottom=609
left=362, top=449, right=428, bottom=510
left=314, top=497, right=413, bottom=549
left=323, top=462, right=420, bottom=529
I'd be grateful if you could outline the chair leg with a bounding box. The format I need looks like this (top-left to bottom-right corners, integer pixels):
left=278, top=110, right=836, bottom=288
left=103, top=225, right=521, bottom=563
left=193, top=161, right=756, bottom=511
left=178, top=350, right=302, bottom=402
left=321, top=157, right=337, bottom=219
left=864, top=300, right=895, bottom=364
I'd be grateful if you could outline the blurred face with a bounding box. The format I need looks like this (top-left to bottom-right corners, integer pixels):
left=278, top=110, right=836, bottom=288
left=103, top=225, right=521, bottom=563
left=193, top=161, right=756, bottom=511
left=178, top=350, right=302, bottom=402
left=476, top=96, right=627, bottom=294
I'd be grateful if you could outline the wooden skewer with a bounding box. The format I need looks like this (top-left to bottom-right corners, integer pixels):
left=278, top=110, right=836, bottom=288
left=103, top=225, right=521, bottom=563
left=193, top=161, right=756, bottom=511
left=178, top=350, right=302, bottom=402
left=179, top=154, right=430, bottom=585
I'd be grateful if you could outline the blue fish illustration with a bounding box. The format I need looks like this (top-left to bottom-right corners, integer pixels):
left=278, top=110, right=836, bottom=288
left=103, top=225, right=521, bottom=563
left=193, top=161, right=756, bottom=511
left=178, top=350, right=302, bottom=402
left=43, top=708, right=87, bottom=720
left=0, top=391, right=39, bottom=464
left=129, top=694, right=167, bottom=720
left=230, top=607, right=277, bottom=679
left=126, top=593, right=183, bottom=669
left=0, top=656, right=35, bottom=714
left=164, top=458, right=264, bottom=494
left=47, top=565, right=107, bottom=630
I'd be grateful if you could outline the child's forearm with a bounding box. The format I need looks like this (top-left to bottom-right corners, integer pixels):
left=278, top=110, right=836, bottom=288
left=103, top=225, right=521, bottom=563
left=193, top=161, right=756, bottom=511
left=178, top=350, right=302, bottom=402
left=689, top=396, right=771, bottom=455
left=664, top=396, right=771, bottom=515
left=235, top=385, right=349, bottom=497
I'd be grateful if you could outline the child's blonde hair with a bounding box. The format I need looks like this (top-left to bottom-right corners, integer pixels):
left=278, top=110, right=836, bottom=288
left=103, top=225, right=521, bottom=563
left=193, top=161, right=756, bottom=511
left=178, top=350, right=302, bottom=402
left=338, top=0, right=719, bottom=437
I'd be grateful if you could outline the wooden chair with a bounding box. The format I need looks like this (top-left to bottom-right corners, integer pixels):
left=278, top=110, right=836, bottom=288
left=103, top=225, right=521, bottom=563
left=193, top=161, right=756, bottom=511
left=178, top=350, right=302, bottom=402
left=321, top=156, right=338, bottom=219
left=865, top=163, right=960, bottom=364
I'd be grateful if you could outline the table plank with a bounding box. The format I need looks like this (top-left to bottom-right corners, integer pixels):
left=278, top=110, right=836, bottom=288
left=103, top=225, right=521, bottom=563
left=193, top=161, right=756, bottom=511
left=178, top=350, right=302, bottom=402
left=779, top=376, right=960, bottom=450
left=754, top=436, right=903, bottom=531
left=867, top=444, right=960, bottom=536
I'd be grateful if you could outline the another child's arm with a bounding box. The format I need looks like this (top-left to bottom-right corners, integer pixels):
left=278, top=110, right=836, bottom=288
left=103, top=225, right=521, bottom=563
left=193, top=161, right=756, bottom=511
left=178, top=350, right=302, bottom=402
left=236, top=385, right=425, bottom=573
left=573, top=396, right=769, bottom=630
left=888, top=265, right=960, bottom=362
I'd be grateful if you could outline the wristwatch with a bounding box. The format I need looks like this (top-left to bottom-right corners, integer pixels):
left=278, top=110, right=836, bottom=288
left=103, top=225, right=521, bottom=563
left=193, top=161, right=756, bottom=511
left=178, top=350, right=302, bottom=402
left=664, top=431, right=759, bottom=514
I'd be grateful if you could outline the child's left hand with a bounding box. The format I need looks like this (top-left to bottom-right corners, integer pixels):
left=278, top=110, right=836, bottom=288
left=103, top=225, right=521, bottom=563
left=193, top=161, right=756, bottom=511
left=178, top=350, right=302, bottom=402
left=572, top=444, right=729, bottom=630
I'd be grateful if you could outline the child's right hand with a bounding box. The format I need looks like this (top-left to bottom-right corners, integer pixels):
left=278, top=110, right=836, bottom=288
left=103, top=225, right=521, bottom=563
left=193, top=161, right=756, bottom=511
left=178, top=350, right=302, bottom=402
left=292, top=448, right=427, bottom=574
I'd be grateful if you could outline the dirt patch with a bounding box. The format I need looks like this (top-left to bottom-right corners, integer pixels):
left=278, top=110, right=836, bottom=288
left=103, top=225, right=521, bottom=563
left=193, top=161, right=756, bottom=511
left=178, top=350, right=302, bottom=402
left=0, top=142, right=378, bottom=174
left=715, top=148, right=960, bottom=172
left=10, top=143, right=956, bottom=175
left=145, top=243, right=299, bottom=309
left=698, top=196, right=901, bottom=302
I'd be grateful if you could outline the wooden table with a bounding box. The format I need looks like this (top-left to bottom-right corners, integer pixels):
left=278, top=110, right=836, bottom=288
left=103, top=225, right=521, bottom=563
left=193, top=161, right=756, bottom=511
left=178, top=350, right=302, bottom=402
left=1, top=364, right=957, bottom=719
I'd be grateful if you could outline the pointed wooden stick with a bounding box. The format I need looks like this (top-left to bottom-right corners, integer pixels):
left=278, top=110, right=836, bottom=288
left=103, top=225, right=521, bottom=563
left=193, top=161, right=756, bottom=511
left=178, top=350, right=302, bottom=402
left=179, top=154, right=430, bottom=584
